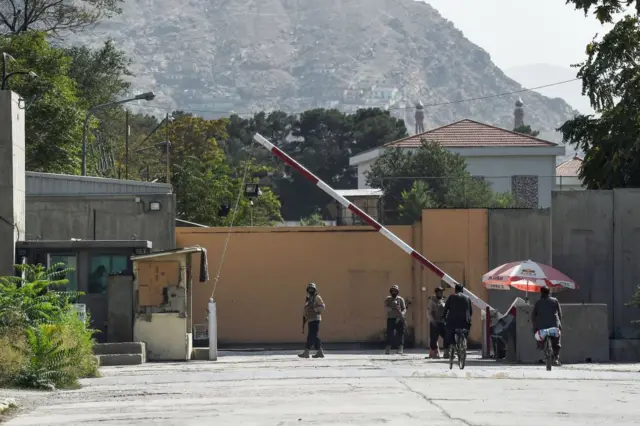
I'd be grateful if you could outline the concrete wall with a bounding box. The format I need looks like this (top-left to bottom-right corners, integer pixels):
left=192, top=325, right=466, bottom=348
left=0, top=91, right=26, bottom=276
left=487, top=209, right=551, bottom=313
left=177, top=210, right=489, bottom=346
left=418, top=209, right=489, bottom=344
left=612, top=189, right=640, bottom=339
left=551, top=190, right=640, bottom=338
left=26, top=194, right=176, bottom=250
left=177, top=226, right=416, bottom=345
left=514, top=304, right=609, bottom=364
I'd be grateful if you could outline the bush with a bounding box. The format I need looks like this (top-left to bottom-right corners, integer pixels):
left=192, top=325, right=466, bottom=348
left=0, top=327, right=28, bottom=387
left=0, top=264, right=99, bottom=389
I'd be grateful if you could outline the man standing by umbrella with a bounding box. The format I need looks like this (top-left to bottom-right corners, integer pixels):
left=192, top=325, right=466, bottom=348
left=531, top=286, right=563, bottom=365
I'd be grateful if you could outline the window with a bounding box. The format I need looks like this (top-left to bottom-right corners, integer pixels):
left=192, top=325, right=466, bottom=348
left=87, top=255, right=129, bottom=294
left=48, top=254, right=78, bottom=293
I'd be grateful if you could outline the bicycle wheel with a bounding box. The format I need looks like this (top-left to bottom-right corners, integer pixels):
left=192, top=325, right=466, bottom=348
left=449, top=338, right=455, bottom=370
left=544, top=337, right=552, bottom=371
left=458, top=336, right=467, bottom=370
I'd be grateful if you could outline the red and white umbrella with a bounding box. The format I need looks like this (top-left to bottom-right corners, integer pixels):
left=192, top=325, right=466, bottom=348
left=482, top=260, right=577, bottom=293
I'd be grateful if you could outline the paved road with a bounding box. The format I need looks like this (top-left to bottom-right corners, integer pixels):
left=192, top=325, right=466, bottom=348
left=3, top=351, right=640, bottom=426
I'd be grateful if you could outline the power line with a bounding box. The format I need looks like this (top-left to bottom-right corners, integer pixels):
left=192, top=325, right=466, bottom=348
left=131, top=78, right=582, bottom=117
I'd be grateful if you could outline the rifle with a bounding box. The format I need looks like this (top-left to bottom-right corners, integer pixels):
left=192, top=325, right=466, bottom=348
left=302, top=316, right=307, bottom=334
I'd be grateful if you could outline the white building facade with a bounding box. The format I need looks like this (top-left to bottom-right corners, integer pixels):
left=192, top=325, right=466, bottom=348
left=349, top=119, right=566, bottom=208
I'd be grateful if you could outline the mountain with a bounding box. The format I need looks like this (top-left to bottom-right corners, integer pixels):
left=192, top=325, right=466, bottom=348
left=71, top=0, right=578, bottom=140
left=504, top=63, right=594, bottom=115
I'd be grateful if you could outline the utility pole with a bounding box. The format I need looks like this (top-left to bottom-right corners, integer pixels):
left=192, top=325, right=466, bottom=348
left=165, top=113, right=170, bottom=183
left=125, top=110, right=129, bottom=179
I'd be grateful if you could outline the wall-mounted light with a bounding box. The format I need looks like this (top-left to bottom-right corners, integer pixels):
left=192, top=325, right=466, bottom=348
left=244, top=183, right=262, bottom=198
left=149, top=201, right=162, bottom=211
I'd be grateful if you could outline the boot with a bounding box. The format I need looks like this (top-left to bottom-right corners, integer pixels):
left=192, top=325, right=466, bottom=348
left=312, top=348, right=325, bottom=358
left=384, top=346, right=391, bottom=355
left=298, top=349, right=310, bottom=358
left=443, top=349, right=450, bottom=359
left=553, top=352, right=561, bottom=366
left=397, top=345, right=404, bottom=355
left=427, top=349, right=439, bottom=359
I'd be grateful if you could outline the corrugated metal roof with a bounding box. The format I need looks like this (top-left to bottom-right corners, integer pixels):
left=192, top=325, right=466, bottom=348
left=26, top=172, right=172, bottom=196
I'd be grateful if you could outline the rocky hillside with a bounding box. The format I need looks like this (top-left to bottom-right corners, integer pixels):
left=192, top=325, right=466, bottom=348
left=71, top=0, right=578, bottom=142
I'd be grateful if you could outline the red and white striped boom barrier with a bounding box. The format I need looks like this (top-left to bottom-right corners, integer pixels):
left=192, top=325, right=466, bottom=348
left=253, top=133, right=496, bottom=313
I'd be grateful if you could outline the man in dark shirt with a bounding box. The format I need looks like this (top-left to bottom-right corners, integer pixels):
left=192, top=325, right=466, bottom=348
left=531, top=286, right=563, bottom=365
left=442, top=284, right=473, bottom=351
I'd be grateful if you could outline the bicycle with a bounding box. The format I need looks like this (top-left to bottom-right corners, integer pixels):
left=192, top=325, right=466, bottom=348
left=449, top=328, right=468, bottom=370
left=535, top=327, right=560, bottom=371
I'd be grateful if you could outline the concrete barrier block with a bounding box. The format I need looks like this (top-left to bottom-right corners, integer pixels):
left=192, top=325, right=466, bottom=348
left=93, top=342, right=146, bottom=356
left=515, top=303, right=609, bottom=364
left=97, top=353, right=144, bottom=366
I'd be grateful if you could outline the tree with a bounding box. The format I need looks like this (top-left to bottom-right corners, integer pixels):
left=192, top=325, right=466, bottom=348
left=367, top=141, right=517, bottom=224
left=559, top=4, right=640, bottom=188
left=140, top=113, right=282, bottom=226
left=225, top=108, right=407, bottom=221
left=282, top=108, right=407, bottom=220
left=0, top=0, right=122, bottom=36
left=300, top=212, right=326, bottom=226
left=0, top=32, right=85, bottom=174
left=63, top=40, right=133, bottom=108
left=514, top=125, right=540, bottom=137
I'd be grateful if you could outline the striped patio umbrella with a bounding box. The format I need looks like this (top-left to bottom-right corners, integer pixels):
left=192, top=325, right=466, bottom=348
left=482, top=260, right=577, bottom=293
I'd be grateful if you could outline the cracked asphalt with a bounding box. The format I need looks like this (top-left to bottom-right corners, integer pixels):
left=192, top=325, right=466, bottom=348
left=2, top=350, right=640, bottom=425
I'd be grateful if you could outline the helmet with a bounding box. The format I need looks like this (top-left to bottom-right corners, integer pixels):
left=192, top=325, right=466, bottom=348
left=454, top=284, right=464, bottom=293
left=307, top=282, right=317, bottom=291
left=390, top=285, right=399, bottom=292
left=434, top=286, right=444, bottom=293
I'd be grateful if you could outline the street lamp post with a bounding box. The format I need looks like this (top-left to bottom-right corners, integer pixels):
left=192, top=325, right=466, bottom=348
left=2, top=52, right=38, bottom=90
left=81, top=92, right=155, bottom=176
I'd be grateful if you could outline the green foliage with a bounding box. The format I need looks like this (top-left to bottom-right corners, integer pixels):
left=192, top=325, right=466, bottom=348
left=565, top=0, right=640, bottom=24
left=226, top=108, right=407, bottom=220
left=514, top=125, right=540, bottom=137
left=136, top=113, right=283, bottom=226
left=12, top=324, right=80, bottom=390
left=0, top=0, right=123, bottom=36
left=63, top=39, right=133, bottom=108
left=0, top=264, right=98, bottom=390
left=368, top=141, right=518, bottom=224
left=627, top=286, right=640, bottom=323
left=0, top=263, right=79, bottom=328
left=558, top=12, right=640, bottom=189
left=300, top=212, right=326, bottom=226
left=0, top=32, right=85, bottom=174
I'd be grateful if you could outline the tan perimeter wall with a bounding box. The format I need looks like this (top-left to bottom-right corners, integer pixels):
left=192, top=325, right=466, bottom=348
left=176, top=209, right=489, bottom=346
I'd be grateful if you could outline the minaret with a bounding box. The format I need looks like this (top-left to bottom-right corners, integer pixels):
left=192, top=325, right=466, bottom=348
left=514, top=97, right=524, bottom=129
left=414, top=100, right=424, bottom=134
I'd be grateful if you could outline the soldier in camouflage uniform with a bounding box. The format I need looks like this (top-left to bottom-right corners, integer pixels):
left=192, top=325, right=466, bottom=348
left=384, top=285, right=407, bottom=355
left=299, top=282, right=326, bottom=358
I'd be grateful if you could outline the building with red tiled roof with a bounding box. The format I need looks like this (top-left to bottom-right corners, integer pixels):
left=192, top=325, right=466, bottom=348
left=555, top=154, right=585, bottom=190
left=349, top=119, right=566, bottom=208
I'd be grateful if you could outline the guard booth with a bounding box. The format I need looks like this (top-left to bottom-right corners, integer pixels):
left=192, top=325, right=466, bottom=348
left=131, top=246, right=209, bottom=361
left=15, top=240, right=152, bottom=343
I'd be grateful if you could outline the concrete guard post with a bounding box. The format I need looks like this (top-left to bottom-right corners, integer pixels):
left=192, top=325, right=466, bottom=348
left=208, top=298, right=218, bottom=361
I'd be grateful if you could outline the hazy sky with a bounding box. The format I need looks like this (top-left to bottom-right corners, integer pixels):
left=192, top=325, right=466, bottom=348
left=423, top=0, right=616, bottom=69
